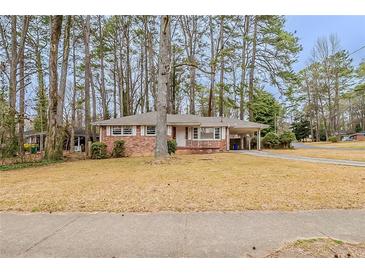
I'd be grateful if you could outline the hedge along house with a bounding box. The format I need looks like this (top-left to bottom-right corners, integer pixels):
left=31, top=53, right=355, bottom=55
left=92, top=112, right=269, bottom=156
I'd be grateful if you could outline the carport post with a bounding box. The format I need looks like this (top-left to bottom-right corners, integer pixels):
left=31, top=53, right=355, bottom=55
left=257, top=129, right=261, bottom=150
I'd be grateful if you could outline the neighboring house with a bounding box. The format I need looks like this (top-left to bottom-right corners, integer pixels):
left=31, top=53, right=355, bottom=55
left=348, top=132, right=365, bottom=141
left=92, top=112, right=269, bottom=156
left=24, top=129, right=99, bottom=152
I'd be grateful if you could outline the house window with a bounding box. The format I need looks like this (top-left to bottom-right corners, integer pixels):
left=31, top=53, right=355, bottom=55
left=200, top=127, right=214, bottom=139
left=112, top=126, right=122, bottom=135
left=112, top=126, right=133, bottom=136
left=123, top=126, right=132, bottom=135
left=193, top=128, right=199, bottom=139
left=192, top=127, right=221, bottom=140
left=214, top=128, right=221, bottom=139
left=146, top=126, right=156, bottom=135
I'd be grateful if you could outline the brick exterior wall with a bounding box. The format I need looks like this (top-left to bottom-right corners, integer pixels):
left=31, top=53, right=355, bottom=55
left=100, top=125, right=228, bottom=156
left=101, top=126, right=156, bottom=156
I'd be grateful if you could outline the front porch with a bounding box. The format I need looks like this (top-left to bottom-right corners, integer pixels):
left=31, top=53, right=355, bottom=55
left=171, top=125, right=262, bottom=152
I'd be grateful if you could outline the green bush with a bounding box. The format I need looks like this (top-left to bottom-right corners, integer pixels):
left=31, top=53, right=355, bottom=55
left=112, top=140, right=125, bottom=158
left=328, top=136, right=338, bottom=143
left=90, top=142, right=108, bottom=159
left=279, top=131, right=296, bottom=148
left=167, top=139, right=177, bottom=155
left=262, top=132, right=280, bottom=149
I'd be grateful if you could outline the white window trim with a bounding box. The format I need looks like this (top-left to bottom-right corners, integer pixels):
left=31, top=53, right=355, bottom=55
left=192, top=127, right=222, bottom=141
left=145, top=125, right=156, bottom=136
left=111, top=125, right=135, bottom=136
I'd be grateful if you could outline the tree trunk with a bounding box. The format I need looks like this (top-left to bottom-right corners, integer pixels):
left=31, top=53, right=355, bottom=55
left=8, top=16, right=18, bottom=152
left=248, top=16, right=258, bottom=121
left=90, top=70, right=97, bottom=141
left=143, top=16, right=150, bottom=112
left=240, top=15, right=250, bottom=120
left=83, top=15, right=91, bottom=155
left=218, top=16, right=225, bottom=117
left=70, top=23, right=77, bottom=152
left=113, top=39, right=118, bottom=118
left=18, top=45, right=25, bottom=155
left=98, top=16, right=109, bottom=119
left=155, top=16, right=170, bottom=158
left=147, top=30, right=157, bottom=111
left=124, top=21, right=131, bottom=116
left=58, top=15, right=72, bottom=125
left=207, top=17, right=215, bottom=117
left=45, top=15, right=63, bottom=161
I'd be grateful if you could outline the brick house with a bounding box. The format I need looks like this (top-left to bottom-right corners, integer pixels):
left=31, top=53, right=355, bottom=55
left=93, top=112, right=269, bottom=156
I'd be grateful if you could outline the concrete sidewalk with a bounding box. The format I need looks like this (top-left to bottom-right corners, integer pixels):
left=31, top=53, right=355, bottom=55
left=236, top=150, right=365, bottom=167
left=1, top=210, right=364, bottom=257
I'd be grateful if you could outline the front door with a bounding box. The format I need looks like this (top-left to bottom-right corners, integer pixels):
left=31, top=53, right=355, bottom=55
left=176, top=127, right=186, bottom=147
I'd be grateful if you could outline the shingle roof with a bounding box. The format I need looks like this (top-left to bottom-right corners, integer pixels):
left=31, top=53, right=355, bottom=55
left=92, top=112, right=269, bottom=129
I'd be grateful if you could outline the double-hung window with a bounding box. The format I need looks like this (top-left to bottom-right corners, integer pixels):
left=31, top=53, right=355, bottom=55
left=122, top=126, right=133, bottom=135
left=193, top=128, right=199, bottom=139
left=112, top=126, right=122, bottom=135
left=146, top=126, right=156, bottom=136
left=192, top=127, right=221, bottom=140
left=112, top=126, right=133, bottom=136
left=200, top=127, right=214, bottom=139
left=214, top=128, right=221, bottom=139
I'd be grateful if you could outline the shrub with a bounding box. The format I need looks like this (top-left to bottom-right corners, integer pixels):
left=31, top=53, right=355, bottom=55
left=279, top=131, right=296, bottom=148
left=167, top=139, right=177, bottom=155
left=112, top=140, right=125, bottom=158
left=328, top=136, right=338, bottom=143
left=90, top=142, right=108, bottom=159
left=262, top=132, right=280, bottom=149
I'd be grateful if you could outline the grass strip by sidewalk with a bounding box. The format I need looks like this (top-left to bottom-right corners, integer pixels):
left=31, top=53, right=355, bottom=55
left=0, top=160, right=62, bottom=171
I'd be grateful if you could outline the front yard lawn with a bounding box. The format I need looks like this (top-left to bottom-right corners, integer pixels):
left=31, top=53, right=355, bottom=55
left=268, top=238, right=365, bottom=258
left=309, top=141, right=365, bottom=149
left=1, top=153, right=364, bottom=212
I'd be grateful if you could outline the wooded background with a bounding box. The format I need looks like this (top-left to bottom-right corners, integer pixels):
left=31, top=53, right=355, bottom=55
left=0, top=16, right=364, bottom=159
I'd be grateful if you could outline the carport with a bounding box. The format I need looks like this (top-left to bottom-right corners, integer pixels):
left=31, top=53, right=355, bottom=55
left=226, top=119, right=269, bottom=151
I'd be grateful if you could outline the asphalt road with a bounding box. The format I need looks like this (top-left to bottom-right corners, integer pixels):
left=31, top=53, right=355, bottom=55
left=1, top=209, right=364, bottom=257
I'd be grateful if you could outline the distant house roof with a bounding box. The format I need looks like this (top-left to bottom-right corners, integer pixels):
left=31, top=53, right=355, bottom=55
left=92, top=112, right=269, bottom=129
left=24, top=128, right=98, bottom=137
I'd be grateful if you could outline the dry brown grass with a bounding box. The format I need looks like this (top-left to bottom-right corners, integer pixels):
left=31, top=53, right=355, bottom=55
left=309, top=141, right=365, bottom=149
left=268, top=238, right=365, bottom=258
left=1, top=153, right=364, bottom=212
left=268, top=148, right=365, bottom=162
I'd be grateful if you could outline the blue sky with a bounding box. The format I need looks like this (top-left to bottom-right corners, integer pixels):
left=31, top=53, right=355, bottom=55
left=284, top=15, right=365, bottom=71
